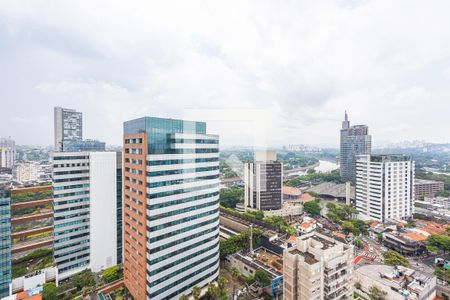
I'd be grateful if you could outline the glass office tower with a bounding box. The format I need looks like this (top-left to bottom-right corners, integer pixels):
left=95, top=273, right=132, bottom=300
left=0, top=185, right=11, bottom=297
left=123, top=117, right=220, bottom=300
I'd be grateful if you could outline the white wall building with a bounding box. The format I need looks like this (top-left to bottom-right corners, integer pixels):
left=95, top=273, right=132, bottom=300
left=283, top=232, right=354, bottom=300
left=52, top=151, right=121, bottom=280
left=244, top=151, right=282, bottom=211
left=13, top=163, right=39, bottom=182
left=356, top=154, right=415, bottom=223
left=0, top=138, right=15, bottom=169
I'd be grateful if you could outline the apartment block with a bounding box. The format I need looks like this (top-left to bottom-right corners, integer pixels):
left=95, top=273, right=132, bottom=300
left=0, top=185, right=12, bottom=298
left=356, top=154, right=415, bottom=223
left=283, top=232, right=354, bottom=300
left=414, top=179, right=444, bottom=200
left=123, top=117, right=220, bottom=300
left=244, top=151, right=282, bottom=211
left=52, top=151, right=121, bottom=280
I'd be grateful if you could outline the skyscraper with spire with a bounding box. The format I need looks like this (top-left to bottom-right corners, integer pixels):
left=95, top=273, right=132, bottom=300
left=339, top=111, right=371, bottom=183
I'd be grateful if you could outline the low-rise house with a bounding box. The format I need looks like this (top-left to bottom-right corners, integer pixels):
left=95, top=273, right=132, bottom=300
left=383, top=232, right=427, bottom=256
left=295, top=217, right=318, bottom=234
left=225, top=247, right=283, bottom=297
left=354, top=264, right=436, bottom=300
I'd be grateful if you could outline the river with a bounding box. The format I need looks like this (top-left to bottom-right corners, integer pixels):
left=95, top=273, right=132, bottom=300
left=314, top=160, right=339, bottom=173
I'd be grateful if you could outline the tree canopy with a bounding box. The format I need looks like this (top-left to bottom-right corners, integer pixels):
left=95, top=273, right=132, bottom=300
left=102, top=265, right=122, bottom=283
left=383, top=251, right=409, bottom=267
left=303, top=200, right=321, bottom=216
left=254, top=269, right=271, bottom=286
left=427, top=234, right=450, bottom=253
left=219, top=188, right=244, bottom=208
left=219, top=228, right=262, bottom=259
left=42, top=283, right=58, bottom=300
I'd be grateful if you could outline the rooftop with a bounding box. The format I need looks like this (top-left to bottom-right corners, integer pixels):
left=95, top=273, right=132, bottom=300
left=356, top=264, right=435, bottom=297
left=289, top=249, right=319, bottom=265
left=307, top=182, right=355, bottom=199
left=404, top=232, right=428, bottom=242
left=415, top=179, right=444, bottom=185
left=307, top=234, right=336, bottom=250
left=282, top=186, right=302, bottom=196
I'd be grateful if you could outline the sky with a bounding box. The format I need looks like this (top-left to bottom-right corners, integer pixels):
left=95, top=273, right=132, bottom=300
left=1, top=1, right=450, bottom=148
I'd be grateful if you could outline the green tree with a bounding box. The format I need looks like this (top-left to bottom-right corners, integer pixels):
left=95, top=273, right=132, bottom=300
left=254, top=269, right=271, bottom=286
left=207, top=283, right=221, bottom=299
left=383, top=251, right=409, bottom=267
left=354, top=239, right=364, bottom=249
left=341, top=221, right=354, bottom=234
left=219, top=188, right=244, bottom=208
left=369, top=285, right=387, bottom=300
left=102, top=265, right=122, bottom=283
left=179, top=295, right=189, bottom=300
left=72, top=269, right=95, bottom=289
left=43, top=282, right=59, bottom=300
left=437, top=190, right=450, bottom=197
left=303, top=200, right=321, bottom=216
left=220, top=228, right=262, bottom=259
left=427, top=234, right=450, bottom=254
left=376, top=233, right=383, bottom=243
left=406, top=220, right=416, bottom=228
left=192, top=286, right=201, bottom=300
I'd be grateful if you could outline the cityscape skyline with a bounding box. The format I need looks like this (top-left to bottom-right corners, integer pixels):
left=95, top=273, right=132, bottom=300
left=2, top=1, right=450, bottom=147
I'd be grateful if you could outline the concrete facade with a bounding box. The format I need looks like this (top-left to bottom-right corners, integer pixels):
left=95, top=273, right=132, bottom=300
left=283, top=232, right=354, bottom=300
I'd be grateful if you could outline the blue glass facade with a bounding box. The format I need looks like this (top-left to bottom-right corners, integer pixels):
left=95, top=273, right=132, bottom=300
left=0, top=187, right=11, bottom=297
left=62, top=140, right=106, bottom=152
left=124, top=117, right=206, bottom=154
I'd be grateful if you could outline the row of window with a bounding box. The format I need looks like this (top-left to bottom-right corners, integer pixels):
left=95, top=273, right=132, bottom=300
left=54, top=198, right=89, bottom=206
left=148, top=209, right=218, bottom=232
left=54, top=169, right=89, bottom=176
left=147, top=260, right=218, bottom=298
left=147, top=192, right=218, bottom=210
left=53, top=156, right=88, bottom=161
left=148, top=242, right=218, bottom=277
left=147, top=166, right=219, bottom=177
left=54, top=218, right=89, bottom=229
left=147, top=217, right=218, bottom=243
left=148, top=227, right=217, bottom=255
left=148, top=199, right=218, bottom=221
left=147, top=157, right=218, bottom=166
left=147, top=175, right=219, bottom=188
left=54, top=225, right=89, bottom=237
left=54, top=204, right=89, bottom=214
left=54, top=183, right=89, bottom=191
left=148, top=183, right=218, bottom=199
left=147, top=234, right=218, bottom=265
left=54, top=238, right=89, bottom=251
left=54, top=176, right=90, bottom=183
left=55, top=211, right=89, bottom=221
left=169, top=138, right=218, bottom=144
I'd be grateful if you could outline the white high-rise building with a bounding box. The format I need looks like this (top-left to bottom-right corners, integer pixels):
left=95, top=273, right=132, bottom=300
left=283, top=232, right=354, bottom=300
left=244, top=151, right=282, bottom=211
left=0, top=137, right=16, bottom=169
left=356, top=154, right=415, bottom=223
left=52, top=151, right=122, bottom=280
left=13, top=163, right=39, bottom=182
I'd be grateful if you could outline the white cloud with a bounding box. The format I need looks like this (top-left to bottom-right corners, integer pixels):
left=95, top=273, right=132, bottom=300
left=0, top=0, right=450, bottom=146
